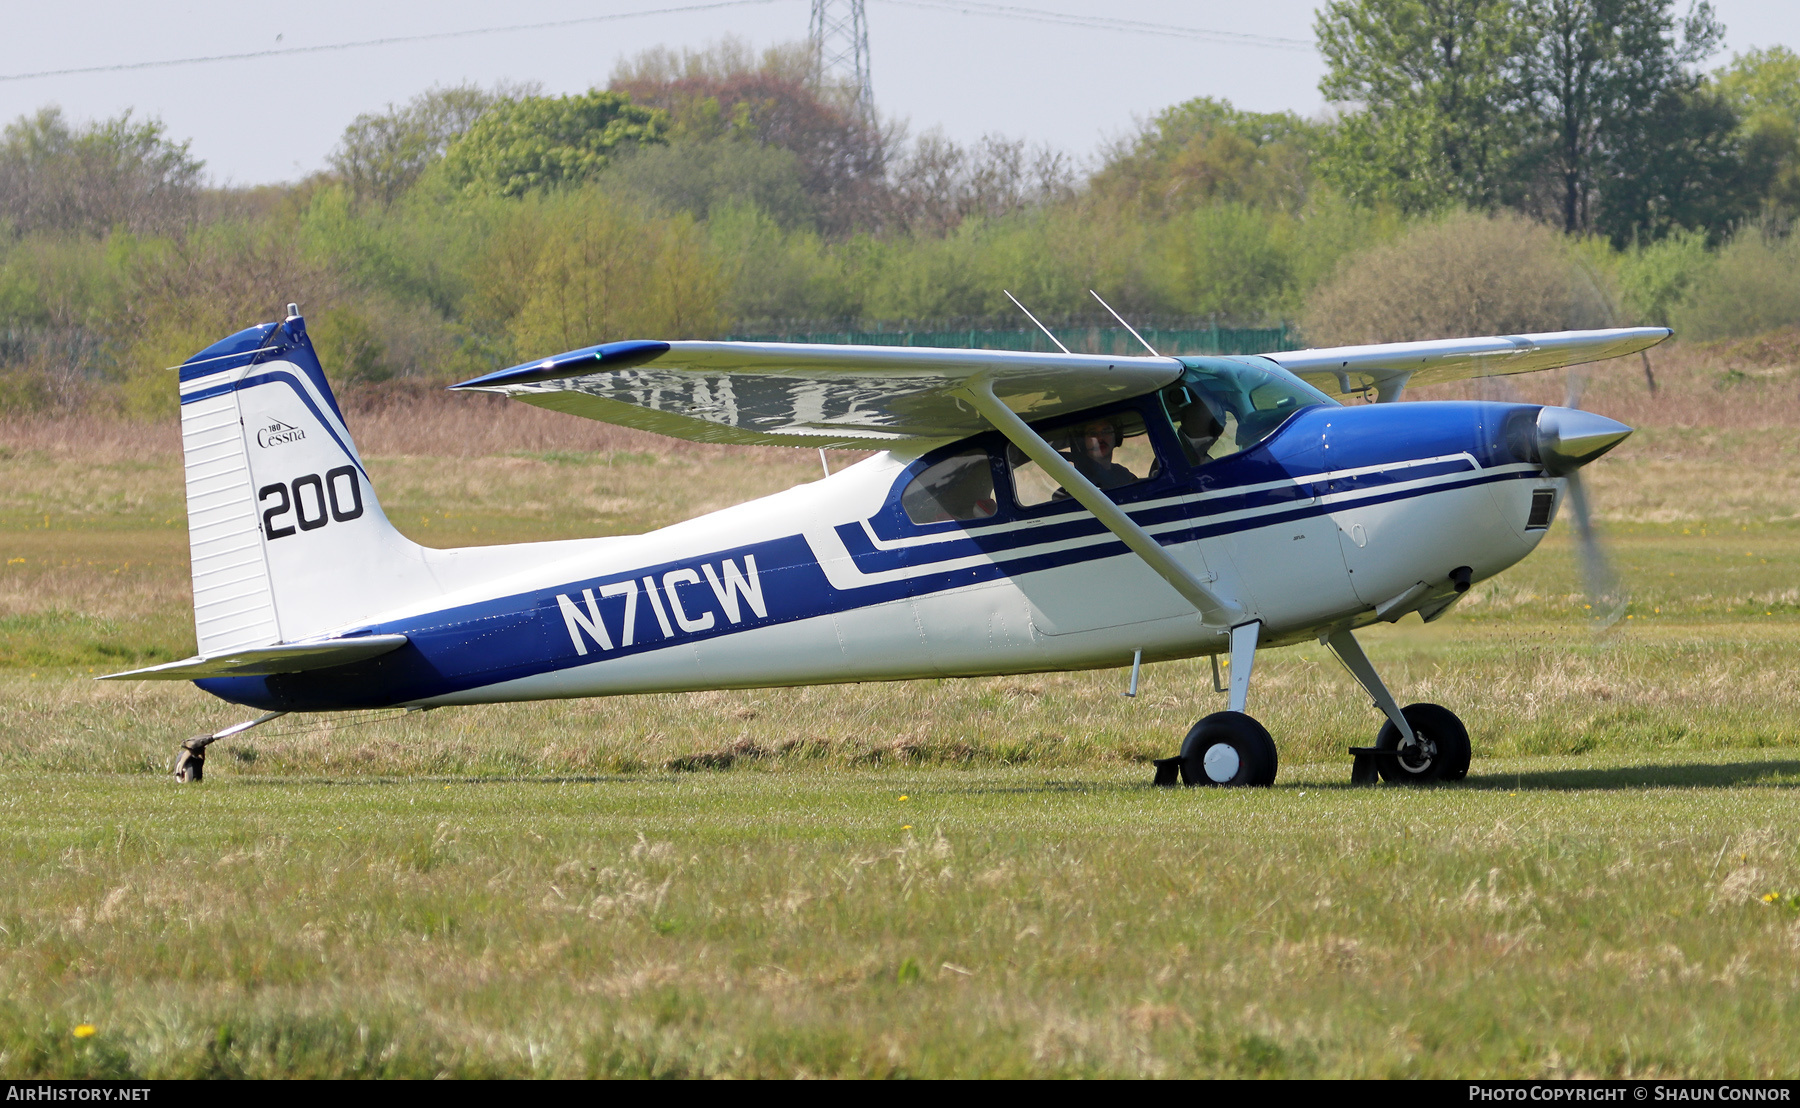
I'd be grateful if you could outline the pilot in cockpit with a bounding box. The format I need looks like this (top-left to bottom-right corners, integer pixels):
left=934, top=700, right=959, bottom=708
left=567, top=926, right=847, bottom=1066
left=1066, top=417, right=1139, bottom=490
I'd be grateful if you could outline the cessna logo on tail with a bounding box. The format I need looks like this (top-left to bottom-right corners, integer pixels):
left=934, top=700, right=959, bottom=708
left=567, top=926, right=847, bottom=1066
left=557, top=556, right=768, bottom=656
left=256, top=419, right=306, bottom=448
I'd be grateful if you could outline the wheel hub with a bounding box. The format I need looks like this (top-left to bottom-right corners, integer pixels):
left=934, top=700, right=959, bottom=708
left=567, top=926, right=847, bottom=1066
left=1397, top=734, right=1438, bottom=772
left=1202, top=742, right=1240, bottom=783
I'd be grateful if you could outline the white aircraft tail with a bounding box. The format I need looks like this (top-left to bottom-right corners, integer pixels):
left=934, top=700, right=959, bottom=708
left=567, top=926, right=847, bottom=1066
left=178, top=306, right=438, bottom=653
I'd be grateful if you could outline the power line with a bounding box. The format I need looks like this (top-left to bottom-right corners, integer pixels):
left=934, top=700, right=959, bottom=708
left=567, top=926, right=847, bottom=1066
left=871, top=0, right=1315, bottom=52
left=0, top=0, right=789, bottom=83
left=0, top=0, right=1314, bottom=86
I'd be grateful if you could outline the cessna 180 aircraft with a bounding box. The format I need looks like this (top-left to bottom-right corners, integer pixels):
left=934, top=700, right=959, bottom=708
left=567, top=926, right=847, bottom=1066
left=103, top=301, right=1665, bottom=787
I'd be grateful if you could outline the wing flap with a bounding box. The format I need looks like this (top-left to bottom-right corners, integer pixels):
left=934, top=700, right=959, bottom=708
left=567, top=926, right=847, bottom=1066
left=98, top=634, right=409, bottom=681
left=1266, top=328, right=1671, bottom=401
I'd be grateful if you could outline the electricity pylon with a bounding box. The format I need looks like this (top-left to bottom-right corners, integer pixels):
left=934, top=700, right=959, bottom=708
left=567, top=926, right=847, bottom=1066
left=809, top=0, right=874, bottom=122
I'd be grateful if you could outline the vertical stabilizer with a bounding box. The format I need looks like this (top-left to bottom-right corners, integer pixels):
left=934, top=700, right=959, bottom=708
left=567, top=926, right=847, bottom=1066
left=178, top=306, right=437, bottom=654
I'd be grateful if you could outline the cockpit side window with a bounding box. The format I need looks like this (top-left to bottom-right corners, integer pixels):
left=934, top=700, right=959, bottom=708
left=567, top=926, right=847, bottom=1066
left=1008, top=407, right=1161, bottom=508
left=901, top=447, right=999, bottom=525
left=1160, top=358, right=1335, bottom=465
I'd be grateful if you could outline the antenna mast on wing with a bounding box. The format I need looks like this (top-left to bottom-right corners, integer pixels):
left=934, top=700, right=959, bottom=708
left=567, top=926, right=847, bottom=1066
left=1089, top=290, right=1159, bottom=356
left=1003, top=290, right=1072, bottom=354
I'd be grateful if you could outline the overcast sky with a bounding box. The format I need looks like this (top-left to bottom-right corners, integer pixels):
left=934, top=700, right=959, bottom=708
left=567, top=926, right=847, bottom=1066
left=2, top=0, right=1795, bottom=186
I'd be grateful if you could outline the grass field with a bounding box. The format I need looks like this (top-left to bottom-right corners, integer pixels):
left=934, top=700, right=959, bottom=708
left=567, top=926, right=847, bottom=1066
left=3, top=344, right=1800, bottom=1076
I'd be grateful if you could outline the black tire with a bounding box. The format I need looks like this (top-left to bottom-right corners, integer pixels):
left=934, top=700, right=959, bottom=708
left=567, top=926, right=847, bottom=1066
left=1179, top=711, right=1278, bottom=787
left=1374, top=703, right=1471, bottom=784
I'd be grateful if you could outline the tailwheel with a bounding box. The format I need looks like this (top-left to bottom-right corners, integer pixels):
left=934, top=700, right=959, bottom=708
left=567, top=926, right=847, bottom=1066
left=172, top=737, right=209, bottom=783
left=1374, top=703, right=1470, bottom=784
left=1179, top=711, right=1278, bottom=787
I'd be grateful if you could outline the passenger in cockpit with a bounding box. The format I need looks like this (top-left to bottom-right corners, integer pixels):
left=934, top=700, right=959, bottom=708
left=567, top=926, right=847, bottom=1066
left=1176, top=404, right=1225, bottom=462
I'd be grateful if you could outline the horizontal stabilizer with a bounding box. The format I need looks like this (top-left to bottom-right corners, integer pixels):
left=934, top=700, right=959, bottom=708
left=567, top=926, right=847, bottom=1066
left=98, top=634, right=408, bottom=681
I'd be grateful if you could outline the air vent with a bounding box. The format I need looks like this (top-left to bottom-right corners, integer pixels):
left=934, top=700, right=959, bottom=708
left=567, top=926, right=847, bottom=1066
left=1526, top=489, right=1555, bottom=530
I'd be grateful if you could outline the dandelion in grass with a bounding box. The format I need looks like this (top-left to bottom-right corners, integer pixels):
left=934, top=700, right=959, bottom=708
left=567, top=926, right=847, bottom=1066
left=73, top=1025, right=96, bottom=1038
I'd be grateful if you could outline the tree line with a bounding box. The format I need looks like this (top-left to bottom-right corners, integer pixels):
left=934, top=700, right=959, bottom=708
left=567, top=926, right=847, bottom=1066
left=1, top=4, right=1797, bottom=417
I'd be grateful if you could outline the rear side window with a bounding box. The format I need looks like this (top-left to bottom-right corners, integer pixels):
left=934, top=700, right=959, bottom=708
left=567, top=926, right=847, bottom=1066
left=901, top=448, right=998, bottom=524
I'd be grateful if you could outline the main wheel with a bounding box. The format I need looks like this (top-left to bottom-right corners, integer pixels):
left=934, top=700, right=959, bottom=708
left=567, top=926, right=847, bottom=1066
left=1179, top=711, right=1278, bottom=787
left=1374, top=703, right=1470, bottom=784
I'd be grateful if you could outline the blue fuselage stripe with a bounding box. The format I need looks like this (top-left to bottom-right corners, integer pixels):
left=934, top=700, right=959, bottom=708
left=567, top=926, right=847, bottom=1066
left=181, top=369, right=367, bottom=479
left=196, top=464, right=1536, bottom=713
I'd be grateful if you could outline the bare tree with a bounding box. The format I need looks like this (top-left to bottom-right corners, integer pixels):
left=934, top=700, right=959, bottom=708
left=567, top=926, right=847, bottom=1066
left=611, top=38, right=891, bottom=236
left=887, top=131, right=1075, bottom=235
left=0, top=107, right=203, bottom=238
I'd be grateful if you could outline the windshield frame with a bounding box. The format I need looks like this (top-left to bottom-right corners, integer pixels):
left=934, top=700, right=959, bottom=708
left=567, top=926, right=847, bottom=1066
left=1164, top=355, right=1337, bottom=466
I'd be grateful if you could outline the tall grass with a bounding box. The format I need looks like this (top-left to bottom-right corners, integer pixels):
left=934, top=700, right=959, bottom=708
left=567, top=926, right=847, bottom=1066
left=2, top=761, right=1799, bottom=1077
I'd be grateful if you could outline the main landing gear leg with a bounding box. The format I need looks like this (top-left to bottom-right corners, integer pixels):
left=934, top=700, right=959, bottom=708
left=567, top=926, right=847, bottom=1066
left=173, top=711, right=286, bottom=783
left=1324, top=628, right=1469, bottom=785
left=1153, top=621, right=1278, bottom=788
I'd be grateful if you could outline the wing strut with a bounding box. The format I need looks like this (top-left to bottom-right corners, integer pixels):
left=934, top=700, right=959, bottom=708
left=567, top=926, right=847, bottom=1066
left=954, top=379, right=1243, bottom=628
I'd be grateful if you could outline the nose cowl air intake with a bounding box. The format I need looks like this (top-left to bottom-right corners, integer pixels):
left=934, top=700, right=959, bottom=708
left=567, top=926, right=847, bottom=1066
left=1536, top=407, right=1632, bottom=474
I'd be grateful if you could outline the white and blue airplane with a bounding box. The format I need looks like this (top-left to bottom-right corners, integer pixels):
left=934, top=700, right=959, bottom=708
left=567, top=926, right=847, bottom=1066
left=103, top=303, right=1665, bottom=787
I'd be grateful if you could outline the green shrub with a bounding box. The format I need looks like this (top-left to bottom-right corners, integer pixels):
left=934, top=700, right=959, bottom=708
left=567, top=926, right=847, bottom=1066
left=1301, top=210, right=1609, bottom=345
left=1671, top=226, right=1800, bottom=340
left=0, top=365, right=58, bottom=414
left=463, top=189, right=728, bottom=358
left=1616, top=228, right=1714, bottom=326
left=603, top=139, right=813, bottom=228
left=1153, top=202, right=1295, bottom=322
left=438, top=91, right=666, bottom=200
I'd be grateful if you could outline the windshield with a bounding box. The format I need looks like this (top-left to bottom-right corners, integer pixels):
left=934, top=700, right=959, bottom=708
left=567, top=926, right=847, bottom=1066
left=1161, top=357, right=1336, bottom=465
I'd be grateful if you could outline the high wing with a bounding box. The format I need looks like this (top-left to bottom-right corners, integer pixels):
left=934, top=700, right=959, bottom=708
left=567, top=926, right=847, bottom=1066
left=449, top=327, right=1674, bottom=446
left=99, top=635, right=409, bottom=681
left=1265, top=327, right=1672, bottom=402
left=450, top=340, right=1183, bottom=448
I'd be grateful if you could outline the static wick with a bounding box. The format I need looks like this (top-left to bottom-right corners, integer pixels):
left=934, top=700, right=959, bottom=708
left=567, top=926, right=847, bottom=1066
left=1124, top=648, right=1142, bottom=698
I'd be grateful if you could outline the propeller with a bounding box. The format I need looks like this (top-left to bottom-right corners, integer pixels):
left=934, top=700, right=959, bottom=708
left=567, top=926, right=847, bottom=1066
left=1540, top=372, right=1632, bottom=629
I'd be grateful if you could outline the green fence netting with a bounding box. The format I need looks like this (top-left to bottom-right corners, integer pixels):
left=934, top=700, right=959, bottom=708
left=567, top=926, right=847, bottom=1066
left=722, top=323, right=1298, bottom=357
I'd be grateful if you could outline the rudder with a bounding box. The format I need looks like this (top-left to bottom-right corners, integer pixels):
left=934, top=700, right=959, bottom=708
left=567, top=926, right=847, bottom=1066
left=179, top=305, right=437, bottom=653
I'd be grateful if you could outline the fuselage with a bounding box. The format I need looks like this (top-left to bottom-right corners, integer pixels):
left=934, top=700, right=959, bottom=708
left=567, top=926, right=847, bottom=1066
left=197, top=399, right=1561, bottom=712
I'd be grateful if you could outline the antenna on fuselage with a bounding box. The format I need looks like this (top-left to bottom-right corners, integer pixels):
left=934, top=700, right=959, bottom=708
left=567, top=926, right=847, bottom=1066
left=1003, top=290, right=1071, bottom=354
left=1089, top=289, right=1159, bottom=356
